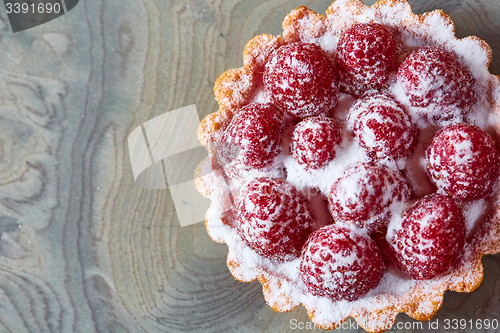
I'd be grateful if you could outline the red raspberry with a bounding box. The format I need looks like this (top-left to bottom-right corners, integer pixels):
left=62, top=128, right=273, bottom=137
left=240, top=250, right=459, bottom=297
left=328, top=163, right=410, bottom=234
left=290, top=117, right=342, bottom=169
left=387, top=193, right=466, bottom=280
left=218, top=103, right=284, bottom=169
left=336, top=23, right=400, bottom=95
left=300, top=224, right=385, bottom=301
left=348, top=93, right=417, bottom=161
left=397, top=47, right=476, bottom=122
left=425, top=124, right=500, bottom=201
left=235, top=177, right=313, bottom=261
left=263, top=42, right=339, bottom=118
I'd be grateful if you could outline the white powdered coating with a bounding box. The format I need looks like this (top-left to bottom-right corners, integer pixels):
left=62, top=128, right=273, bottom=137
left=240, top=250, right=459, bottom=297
left=223, top=156, right=286, bottom=186
left=287, top=56, right=311, bottom=75
left=251, top=86, right=270, bottom=104
left=284, top=129, right=368, bottom=195
left=201, top=0, right=500, bottom=330
left=388, top=81, right=425, bottom=123
left=462, top=199, right=489, bottom=235
left=293, top=15, right=339, bottom=55
left=335, top=93, right=358, bottom=120
left=452, top=139, right=473, bottom=164
left=385, top=201, right=407, bottom=241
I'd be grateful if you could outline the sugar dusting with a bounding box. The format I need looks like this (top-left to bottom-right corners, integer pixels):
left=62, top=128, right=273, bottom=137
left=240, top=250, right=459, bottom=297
left=200, top=0, right=499, bottom=330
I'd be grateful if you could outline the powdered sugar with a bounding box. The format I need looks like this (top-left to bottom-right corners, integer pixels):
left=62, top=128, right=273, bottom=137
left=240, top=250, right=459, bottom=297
left=284, top=128, right=367, bottom=194
left=462, top=199, right=489, bottom=235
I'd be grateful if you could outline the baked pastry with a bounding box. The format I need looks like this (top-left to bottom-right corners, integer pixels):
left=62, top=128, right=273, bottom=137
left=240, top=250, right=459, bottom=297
left=195, top=0, right=500, bottom=331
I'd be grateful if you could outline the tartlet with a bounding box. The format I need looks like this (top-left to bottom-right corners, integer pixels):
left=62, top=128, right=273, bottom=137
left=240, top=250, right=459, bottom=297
left=195, top=0, right=500, bottom=331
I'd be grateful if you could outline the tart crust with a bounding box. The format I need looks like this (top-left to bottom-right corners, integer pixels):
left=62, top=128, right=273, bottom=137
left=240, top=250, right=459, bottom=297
left=195, top=0, right=500, bottom=331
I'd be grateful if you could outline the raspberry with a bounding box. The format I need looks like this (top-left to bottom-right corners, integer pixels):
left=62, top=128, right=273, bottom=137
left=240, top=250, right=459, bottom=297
left=336, top=23, right=400, bottom=95
left=328, top=163, right=410, bottom=234
left=300, top=224, right=385, bottom=301
left=218, top=103, right=284, bottom=169
left=387, top=193, right=466, bottom=280
left=397, top=47, right=476, bottom=122
left=425, top=124, right=500, bottom=201
left=290, top=116, right=342, bottom=169
left=264, top=42, right=339, bottom=118
left=235, top=177, right=314, bottom=261
left=348, top=93, right=417, bottom=160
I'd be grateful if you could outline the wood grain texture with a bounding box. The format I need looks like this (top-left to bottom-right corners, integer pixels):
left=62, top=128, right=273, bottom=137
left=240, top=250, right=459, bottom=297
left=0, top=0, right=499, bottom=332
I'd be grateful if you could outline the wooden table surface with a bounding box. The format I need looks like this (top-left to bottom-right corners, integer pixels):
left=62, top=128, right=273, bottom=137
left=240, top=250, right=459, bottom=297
left=0, top=0, right=499, bottom=332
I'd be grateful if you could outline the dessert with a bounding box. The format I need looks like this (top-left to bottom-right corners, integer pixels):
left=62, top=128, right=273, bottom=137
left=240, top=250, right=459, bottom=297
left=195, top=0, right=500, bottom=331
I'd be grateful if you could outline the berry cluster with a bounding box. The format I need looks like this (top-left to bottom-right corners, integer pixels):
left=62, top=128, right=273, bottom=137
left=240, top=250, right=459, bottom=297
left=216, top=22, right=498, bottom=302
